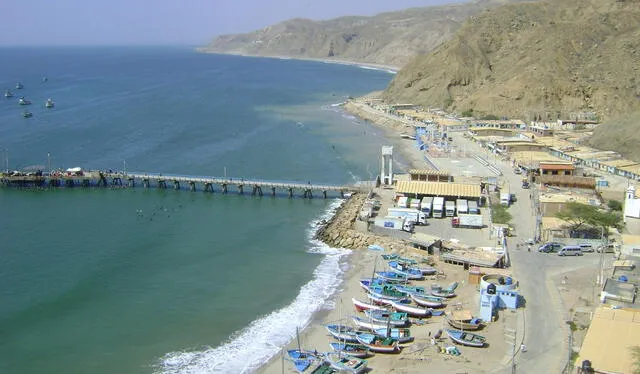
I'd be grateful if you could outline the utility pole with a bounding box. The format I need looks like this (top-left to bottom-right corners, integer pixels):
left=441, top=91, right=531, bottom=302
left=47, top=152, right=51, bottom=174
left=123, top=160, right=127, bottom=175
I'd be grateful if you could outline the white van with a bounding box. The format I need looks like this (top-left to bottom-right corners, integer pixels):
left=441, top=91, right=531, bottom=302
left=558, top=246, right=583, bottom=256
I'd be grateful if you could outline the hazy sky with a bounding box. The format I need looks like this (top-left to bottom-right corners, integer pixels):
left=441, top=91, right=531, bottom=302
left=0, top=0, right=457, bottom=46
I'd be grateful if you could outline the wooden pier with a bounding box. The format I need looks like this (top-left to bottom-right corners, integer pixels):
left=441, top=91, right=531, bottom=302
left=1, top=170, right=361, bottom=199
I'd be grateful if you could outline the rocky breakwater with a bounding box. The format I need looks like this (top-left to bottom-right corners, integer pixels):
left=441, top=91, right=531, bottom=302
left=315, top=193, right=415, bottom=252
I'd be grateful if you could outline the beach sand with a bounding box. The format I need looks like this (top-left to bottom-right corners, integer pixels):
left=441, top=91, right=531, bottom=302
left=258, top=98, right=519, bottom=373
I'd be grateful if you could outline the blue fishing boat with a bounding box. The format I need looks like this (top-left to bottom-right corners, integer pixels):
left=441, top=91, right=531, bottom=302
left=324, top=351, right=368, bottom=373
left=393, top=284, right=427, bottom=295
left=389, top=266, right=424, bottom=280
left=367, top=244, right=384, bottom=252
left=18, top=97, right=31, bottom=105
left=358, top=278, right=389, bottom=291
left=375, top=271, right=409, bottom=283
left=325, top=324, right=359, bottom=343
left=381, top=253, right=398, bottom=260
left=355, top=332, right=399, bottom=353
left=287, top=349, right=321, bottom=373
left=329, top=342, right=372, bottom=358
left=368, top=284, right=407, bottom=302
left=410, top=293, right=446, bottom=308
left=363, top=310, right=408, bottom=326
left=446, top=329, right=486, bottom=347
left=4, top=90, right=13, bottom=98
left=22, top=110, right=33, bottom=118
left=373, top=327, right=414, bottom=343
left=15, top=82, right=24, bottom=89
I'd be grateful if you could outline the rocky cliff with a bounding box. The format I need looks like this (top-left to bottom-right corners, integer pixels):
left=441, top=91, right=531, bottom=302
left=200, top=0, right=528, bottom=68
left=383, top=0, right=640, bottom=121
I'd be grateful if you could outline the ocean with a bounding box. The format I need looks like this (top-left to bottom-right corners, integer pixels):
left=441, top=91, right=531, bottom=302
left=0, top=47, right=403, bottom=374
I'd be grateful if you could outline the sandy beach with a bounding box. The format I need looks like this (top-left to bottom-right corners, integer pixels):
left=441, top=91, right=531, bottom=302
left=258, top=96, right=520, bottom=373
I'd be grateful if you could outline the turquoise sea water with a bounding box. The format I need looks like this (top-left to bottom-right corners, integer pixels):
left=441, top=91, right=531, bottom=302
left=0, top=47, right=403, bottom=374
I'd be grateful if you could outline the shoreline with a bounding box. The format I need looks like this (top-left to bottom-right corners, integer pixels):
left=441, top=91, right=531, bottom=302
left=196, top=49, right=402, bottom=74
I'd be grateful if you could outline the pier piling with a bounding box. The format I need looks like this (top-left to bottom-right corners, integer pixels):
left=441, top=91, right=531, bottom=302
left=158, top=180, right=167, bottom=189
left=173, top=180, right=180, bottom=190
left=222, top=183, right=228, bottom=194
left=143, top=178, right=150, bottom=188
left=271, top=186, right=276, bottom=197
left=238, top=184, right=243, bottom=195
left=204, top=182, right=213, bottom=193
left=189, top=181, right=196, bottom=191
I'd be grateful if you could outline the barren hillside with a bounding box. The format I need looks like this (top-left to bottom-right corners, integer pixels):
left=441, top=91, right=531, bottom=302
left=199, top=0, right=527, bottom=68
left=383, top=0, right=640, bottom=121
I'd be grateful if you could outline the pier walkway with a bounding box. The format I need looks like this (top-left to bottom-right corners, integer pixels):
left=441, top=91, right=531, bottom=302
left=1, top=170, right=361, bottom=199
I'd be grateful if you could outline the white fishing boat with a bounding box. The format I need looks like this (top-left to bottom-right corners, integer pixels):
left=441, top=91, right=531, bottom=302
left=390, top=300, right=431, bottom=318
left=352, top=297, right=386, bottom=312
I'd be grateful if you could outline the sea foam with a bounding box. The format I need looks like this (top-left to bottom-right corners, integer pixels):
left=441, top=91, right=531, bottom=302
left=156, top=199, right=350, bottom=374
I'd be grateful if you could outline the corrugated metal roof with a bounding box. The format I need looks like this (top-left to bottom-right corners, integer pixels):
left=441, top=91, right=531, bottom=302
left=576, top=307, right=640, bottom=374
left=396, top=181, right=481, bottom=198
left=539, top=163, right=575, bottom=170
left=408, top=169, right=450, bottom=176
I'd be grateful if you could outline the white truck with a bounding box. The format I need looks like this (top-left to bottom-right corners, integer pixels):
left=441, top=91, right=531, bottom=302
left=445, top=201, right=456, bottom=217
left=374, top=216, right=413, bottom=232
left=397, top=196, right=409, bottom=208
left=451, top=214, right=484, bottom=228
left=468, top=200, right=479, bottom=214
left=387, top=208, right=428, bottom=225
left=420, top=196, right=433, bottom=217
left=456, top=199, right=468, bottom=215
left=500, top=185, right=511, bottom=206
left=408, top=198, right=420, bottom=210
left=432, top=197, right=444, bottom=218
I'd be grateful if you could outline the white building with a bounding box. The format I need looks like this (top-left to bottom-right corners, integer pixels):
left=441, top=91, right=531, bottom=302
left=624, top=186, right=640, bottom=219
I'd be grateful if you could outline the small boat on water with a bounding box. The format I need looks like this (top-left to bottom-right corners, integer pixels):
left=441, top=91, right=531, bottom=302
left=15, top=82, right=24, bottom=89
left=45, top=98, right=55, bottom=108
left=4, top=90, right=14, bottom=98
left=18, top=97, right=32, bottom=105
left=325, top=324, right=359, bottom=343
left=22, top=110, right=33, bottom=118
left=324, top=352, right=368, bottom=374
left=355, top=332, right=399, bottom=353
left=410, top=293, right=446, bottom=308
left=363, top=310, right=408, bottom=326
left=373, top=327, right=414, bottom=343
left=390, top=300, right=431, bottom=318
left=352, top=297, right=386, bottom=313
left=446, top=310, right=483, bottom=331
left=446, top=329, right=486, bottom=347
left=329, top=342, right=372, bottom=358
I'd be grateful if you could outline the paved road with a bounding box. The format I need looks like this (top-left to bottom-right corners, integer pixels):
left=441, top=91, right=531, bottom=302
left=449, top=132, right=602, bottom=373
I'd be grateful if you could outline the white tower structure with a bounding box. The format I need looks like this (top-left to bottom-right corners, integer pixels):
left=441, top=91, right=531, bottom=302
left=381, top=146, right=394, bottom=185
left=624, top=185, right=640, bottom=220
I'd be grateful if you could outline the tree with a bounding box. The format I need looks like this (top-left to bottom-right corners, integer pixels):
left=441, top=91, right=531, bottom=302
left=607, top=199, right=623, bottom=211
left=491, top=204, right=512, bottom=224
left=555, top=202, right=623, bottom=237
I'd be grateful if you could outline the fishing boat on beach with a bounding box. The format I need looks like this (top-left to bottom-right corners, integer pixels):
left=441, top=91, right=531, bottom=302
left=287, top=349, right=322, bottom=373
left=325, top=324, right=359, bottom=343
left=45, top=98, right=55, bottom=108
left=446, top=310, right=483, bottom=331
left=366, top=292, right=409, bottom=306
left=324, top=352, right=367, bottom=374
left=394, top=284, right=427, bottom=295
left=355, top=333, right=399, bottom=353
left=390, top=300, right=431, bottom=318
left=367, top=284, right=407, bottom=302
left=352, top=315, right=389, bottom=331
left=351, top=297, right=386, bottom=313
left=328, top=342, right=372, bottom=358
left=367, top=244, right=384, bottom=252
left=381, top=253, right=398, bottom=260
left=375, top=271, right=409, bottom=283
left=410, top=293, right=446, bottom=308
left=4, top=90, right=13, bottom=98
left=358, top=278, right=389, bottom=291
left=363, top=310, right=408, bottom=326
left=388, top=261, right=425, bottom=279
left=431, top=282, right=458, bottom=298
left=306, top=360, right=337, bottom=374
left=373, top=327, right=414, bottom=343
left=18, top=97, right=31, bottom=105
left=446, top=329, right=486, bottom=347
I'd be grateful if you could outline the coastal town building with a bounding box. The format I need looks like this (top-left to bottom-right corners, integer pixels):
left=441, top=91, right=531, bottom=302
left=408, top=169, right=451, bottom=182
left=575, top=307, right=640, bottom=374
left=380, top=146, right=394, bottom=185
left=539, top=162, right=575, bottom=176
left=394, top=180, right=481, bottom=200
left=624, top=185, right=640, bottom=219
left=472, top=119, right=525, bottom=130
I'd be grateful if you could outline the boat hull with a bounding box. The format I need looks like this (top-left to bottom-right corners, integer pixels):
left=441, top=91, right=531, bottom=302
left=355, top=333, right=399, bottom=354
left=373, top=327, right=414, bottom=343
left=410, top=293, right=445, bottom=308
left=329, top=342, right=372, bottom=358
left=326, top=324, right=359, bottom=343
left=352, top=297, right=386, bottom=312
left=446, top=329, right=486, bottom=347
left=390, top=300, right=430, bottom=317
left=446, top=319, right=483, bottom=331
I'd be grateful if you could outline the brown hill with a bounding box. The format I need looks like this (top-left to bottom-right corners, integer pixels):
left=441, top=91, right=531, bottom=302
left=199, top=0, right=528, bottom=68
left=383, top=0, right=640, bottom=121
left=588, top=110, right=640, bottom=162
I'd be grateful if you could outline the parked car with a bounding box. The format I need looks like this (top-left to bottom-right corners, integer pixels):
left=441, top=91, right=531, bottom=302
left=538, top=242, right=563, bottom=253
left=577, top=243, right=594, bottom=253
left=596, top=244, right=616, bottom=253
left=558, top=246, right=583, bottom=256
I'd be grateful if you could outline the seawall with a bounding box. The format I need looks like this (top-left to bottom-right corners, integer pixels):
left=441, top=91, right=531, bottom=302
left=315, top=193, right=415, bottom=252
